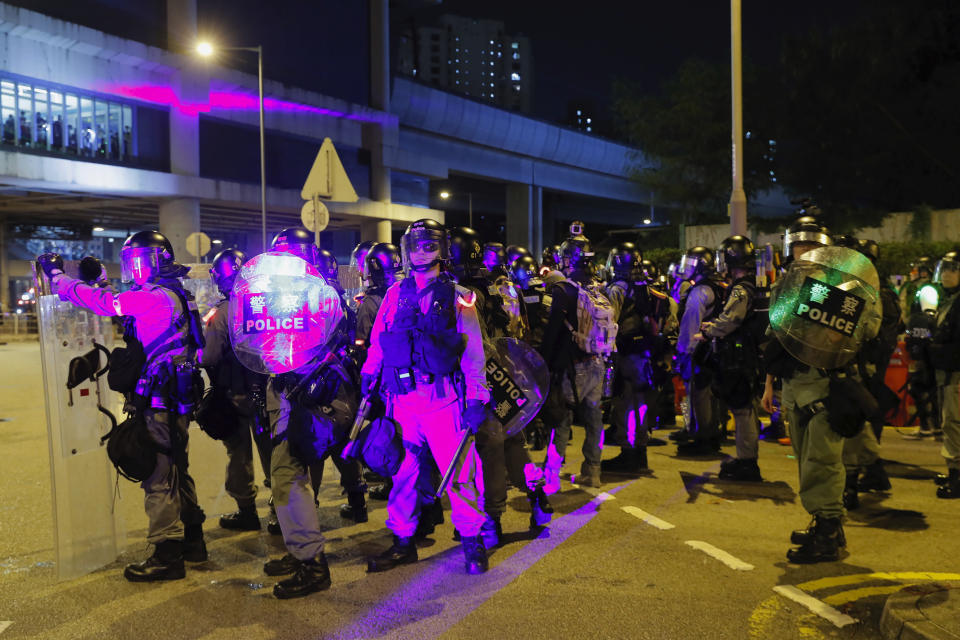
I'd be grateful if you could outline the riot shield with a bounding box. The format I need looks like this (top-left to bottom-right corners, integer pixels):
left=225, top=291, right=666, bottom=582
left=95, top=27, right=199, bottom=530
left=181, top=263, right=221, bottom=317
left=483, top=337, right=549, bottom=436
left=34, top=261, right=125, bottom=580
left=769, top=246, right=882, bottom=369
left=229, top=252, right=345, bottom=374
left=339, top=263, right=363, bottom=312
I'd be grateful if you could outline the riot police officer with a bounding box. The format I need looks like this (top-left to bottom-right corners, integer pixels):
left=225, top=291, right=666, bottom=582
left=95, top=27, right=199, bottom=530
left=38, top=230, right=207, bottom=582
left=901, top=256, right=934, bottom=326
left=603, top=242, right=669, bottom=475
left=363, top=219, right=491, bottom=575
left=674, top=246, right=726, bottom=454
left=928, top=250, right=960, bottom=498
left=483, top=241, right=508, bottom=278
left=539, top=234, right=616, bottom=488
left=761, top=215, right=881, bottom=562
left=697, top=236, right=763, bottom=481
left=200, top=249, right=276, bottom=533
left=510, top=254, right=552, bottom=452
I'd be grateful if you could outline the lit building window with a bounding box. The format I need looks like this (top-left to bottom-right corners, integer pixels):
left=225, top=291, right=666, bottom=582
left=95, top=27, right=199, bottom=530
left=512, top=52, right=520, bottom=60
left=586, top=118, right=591, bottom=124
left=511, top=72, right=521, bottom=81
left=511, top=42, right=518, bottom=49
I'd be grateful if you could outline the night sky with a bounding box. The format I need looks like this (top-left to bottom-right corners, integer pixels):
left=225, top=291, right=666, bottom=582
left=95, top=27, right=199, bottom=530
left=19, top=0, right=872, bottom=126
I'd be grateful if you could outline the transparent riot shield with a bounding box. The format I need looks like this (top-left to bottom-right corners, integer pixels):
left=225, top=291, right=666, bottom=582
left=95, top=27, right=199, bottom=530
left=339, top=263, right=363, bottom=312
left=484, top=338, right=549, bottom=436
left=34, top=262, right=125, bottom=580
left=181, top=263, right=221, bottom=317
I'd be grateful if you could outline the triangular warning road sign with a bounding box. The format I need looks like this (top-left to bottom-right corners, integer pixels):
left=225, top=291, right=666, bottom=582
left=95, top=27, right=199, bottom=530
left=301, top=137, right=359, bottom=203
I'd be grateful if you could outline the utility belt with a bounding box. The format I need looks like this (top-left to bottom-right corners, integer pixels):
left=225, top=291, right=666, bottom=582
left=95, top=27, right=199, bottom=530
left=132, top=354, right=202, bottom=416
left=794, top=367, right=879, bottom=438
left=382, top=365, right=454, bottom=396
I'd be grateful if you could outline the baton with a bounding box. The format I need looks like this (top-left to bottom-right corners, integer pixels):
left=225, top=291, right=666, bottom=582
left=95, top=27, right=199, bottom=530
left=435, top=429, right=474, bottom=501
left=341, top=372, right=381, bottom=459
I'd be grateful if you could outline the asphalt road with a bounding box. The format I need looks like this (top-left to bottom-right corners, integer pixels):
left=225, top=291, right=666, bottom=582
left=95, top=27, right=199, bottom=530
left=1, top=341, right=957, bottom=640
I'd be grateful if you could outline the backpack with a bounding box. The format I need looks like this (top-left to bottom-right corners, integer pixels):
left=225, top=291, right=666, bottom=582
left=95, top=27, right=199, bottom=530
left=564, top=280, right=618, bottom=356
left=488, top=276, right=526, bottom=338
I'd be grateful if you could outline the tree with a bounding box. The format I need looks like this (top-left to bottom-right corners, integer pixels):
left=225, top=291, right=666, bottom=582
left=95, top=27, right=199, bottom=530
left=614, top=59, right=775, bottom=226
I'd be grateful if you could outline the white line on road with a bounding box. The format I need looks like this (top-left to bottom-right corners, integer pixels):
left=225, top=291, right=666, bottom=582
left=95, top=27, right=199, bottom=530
left=621, top=506, right=675, bottom=530
left=773, top=585, right=858, bottom=628
left=684, top=540, right=754, bottom=571
left=0, top=622, right=12, bottom=634
left=596, top=492, right=616, bottom=502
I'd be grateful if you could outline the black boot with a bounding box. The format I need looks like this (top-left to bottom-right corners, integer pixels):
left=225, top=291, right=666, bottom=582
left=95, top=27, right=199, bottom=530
left=368, top=482, right=391, bottom=501
left=480, top=516, right=502, bottom=549
left=264, top=553, right=301, bottom=576
left=858, top=460, right=891, bottom=492
left=528, top=486, right=554, bottom=529
left=842, top=471, right=860, bottom=511
left=183, top=524, right=208, bottom=562
left=367, top=535, right=418, bottom=573
left=219, top=506, right=261, bottom=531
left=414, top=500, right=444, bottom=539
left=601, top=447, right=651, bottom=476
left=787, top=516, right=843, bottom=564
left=273, top=552, right=331, bottom=599
left=339, top=491, right=368, bottom=523
left=790, top=517, right=847, bottom=547
left=124, top=540, right=186, bottom=582
left=266, top=501, right=281, bottom=536
left=718, top=458, right=763, bottom=482
left=461, top=535, right=489, bottom=575
left=936, top=469, right=960, bottom=499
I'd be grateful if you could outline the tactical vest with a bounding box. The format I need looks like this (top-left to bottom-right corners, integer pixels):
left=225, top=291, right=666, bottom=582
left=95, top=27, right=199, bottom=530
left=610, top=280, right=659, bottom=354
left=379, top=275, right=464, bottom=395
left=676, top=275, right=726, bottom=330
left=520, top=284, right=551, bottom=347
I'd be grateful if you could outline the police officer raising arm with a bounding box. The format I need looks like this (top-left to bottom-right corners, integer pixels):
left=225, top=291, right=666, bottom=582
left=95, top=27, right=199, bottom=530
left=38, top=231, right=207, bottom=582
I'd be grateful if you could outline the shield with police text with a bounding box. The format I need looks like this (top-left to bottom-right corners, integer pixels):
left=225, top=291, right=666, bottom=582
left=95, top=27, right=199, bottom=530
left=769, top=246, right=881, bottom=369
left=229, top=252, right=345, bottom=374
left=483, top=337, right=550, bottom=436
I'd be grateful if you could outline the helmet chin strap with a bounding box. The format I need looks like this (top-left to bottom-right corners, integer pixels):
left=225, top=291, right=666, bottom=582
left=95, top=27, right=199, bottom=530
left=410, top=258, right=440, bottom=272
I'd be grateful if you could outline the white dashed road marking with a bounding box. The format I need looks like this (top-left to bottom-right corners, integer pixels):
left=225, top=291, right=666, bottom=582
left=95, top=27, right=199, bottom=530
left=0, top=622, right=12, bottom=634
left=772, top=585, right=858, bottom=628
left=596, top=492, right=616, bottom=502
left=684, top=540, right=754, bottom=571
left=621, top=506, right=675, bottom=530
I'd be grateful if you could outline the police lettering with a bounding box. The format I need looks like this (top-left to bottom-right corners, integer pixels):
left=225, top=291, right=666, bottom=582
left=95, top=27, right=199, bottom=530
left=794, top=303, right=855, bottom=336
left=485, top=360, right=523, bottom=400
left=243, top=316, right=306, bottom=334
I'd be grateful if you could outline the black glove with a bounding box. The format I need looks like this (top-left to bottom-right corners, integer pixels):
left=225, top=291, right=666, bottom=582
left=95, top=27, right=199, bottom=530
left=463, top=399, right=488, bottom=435
left=78, top=256, right=105, bottom=284
left=37, top=253, right=64, bottom=279
left=360, top=373, right=377, bottom=396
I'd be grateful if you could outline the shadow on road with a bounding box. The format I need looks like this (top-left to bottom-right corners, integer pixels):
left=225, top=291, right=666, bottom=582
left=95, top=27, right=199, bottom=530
left=679, top=470, right=798, bottom=505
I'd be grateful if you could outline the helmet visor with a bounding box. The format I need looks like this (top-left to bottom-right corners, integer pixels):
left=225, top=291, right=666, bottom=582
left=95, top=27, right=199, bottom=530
left=121, top=246, right=162, bottom=283
left=678, top=254, right=701, bottom=280
left=933, top=258, right=960, bottom=284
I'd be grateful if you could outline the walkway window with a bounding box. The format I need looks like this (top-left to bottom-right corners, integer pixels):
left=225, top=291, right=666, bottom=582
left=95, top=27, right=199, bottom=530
left=0, top=75, right=138, bottom=164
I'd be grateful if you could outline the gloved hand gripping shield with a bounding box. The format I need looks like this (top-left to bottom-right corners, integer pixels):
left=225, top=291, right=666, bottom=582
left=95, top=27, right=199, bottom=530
left=483, top=337, right=550, bottom=436
left=769, top=246, right=882, bottom=369
left=229, top=252, right=345, bottom=374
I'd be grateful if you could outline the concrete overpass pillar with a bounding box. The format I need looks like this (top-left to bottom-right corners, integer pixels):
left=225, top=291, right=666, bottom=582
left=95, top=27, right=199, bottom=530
left=368, top=0, right=391, bottom=206
left=0, top=220, right=8, bottom=313
left=162, top=0, right=206, bottom=261
left=361, top=219, right=392, bottom=244
left=506, top=184, right=543, bottom=256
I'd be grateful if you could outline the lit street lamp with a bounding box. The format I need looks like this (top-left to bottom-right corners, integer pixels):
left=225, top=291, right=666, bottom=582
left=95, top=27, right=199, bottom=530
left=197, top=41, right=268, bottom=252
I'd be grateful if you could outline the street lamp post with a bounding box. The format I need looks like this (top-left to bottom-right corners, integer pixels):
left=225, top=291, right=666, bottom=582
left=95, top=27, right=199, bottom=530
left=197, top=42, right=268, bottom=252
left=729, top=0, right=748, bottom=236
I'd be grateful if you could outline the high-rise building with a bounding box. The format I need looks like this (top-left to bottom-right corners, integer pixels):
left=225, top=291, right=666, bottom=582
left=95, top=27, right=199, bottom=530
left=396, top=15, right=532, bottom=113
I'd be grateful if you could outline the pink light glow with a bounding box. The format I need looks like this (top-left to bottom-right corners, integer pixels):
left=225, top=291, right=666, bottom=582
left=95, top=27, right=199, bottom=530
left=105, top=84, right=382, bottom=122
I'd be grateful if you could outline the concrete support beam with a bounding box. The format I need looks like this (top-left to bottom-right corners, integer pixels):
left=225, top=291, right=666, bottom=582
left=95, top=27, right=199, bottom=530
left=368, top=0, right=391, bottom=205
left=361, top=218, right=393, bottom=244
left=506, top=183, right=543, bottom=256
left=0, top=220, right=8, bottom=313
left=159, top=198, right=201, bottom=262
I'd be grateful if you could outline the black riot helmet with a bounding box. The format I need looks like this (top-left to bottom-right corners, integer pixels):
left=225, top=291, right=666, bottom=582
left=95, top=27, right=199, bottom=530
left=831, top=234, right=859, bottom=249
left=316, top=248, right=339, bottom=287
left=934, top=249, right=960, bottom=285
left=911, top=256, right=934, bottom=279
left=271, top=227, right=319, bottom=266
left=541, top=244, right=562, bottom=270
left=209, top=248, right=247, bottom=297
left=510, top=254, right=541, bottom=289
left=677, top=246, right=716, bottom=281
left=121, top=230, right=178, bottom=284
left=717, top=235, right=756, bottom=275
left=559, top=235, right=595, bottom=276
left=365, top=242, right=404, bottom=288
left=482, top=242, right=507, bottom=275
left=505, top=244, right=531, bottom=267
left=448, top=226, right=484, bottom=276
left=783, top=215, right=831, bottom=259
left=401, top=218, right=449, bottom=273
left=641, top=259, right=660, bottom=283
left=858, top=239, right=880, bottom=264
left=605, top=241, right=643, bottom=281
left=350, top=240, right=377, bottom=279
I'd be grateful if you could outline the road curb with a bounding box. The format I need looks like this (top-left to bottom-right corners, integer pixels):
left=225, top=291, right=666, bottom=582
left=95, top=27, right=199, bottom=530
left=880, top=581, right=960, bottom=640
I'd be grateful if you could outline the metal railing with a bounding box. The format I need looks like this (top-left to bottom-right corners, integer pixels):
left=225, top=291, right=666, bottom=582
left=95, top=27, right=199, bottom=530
left=0, top=311, right=39, bottom=337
